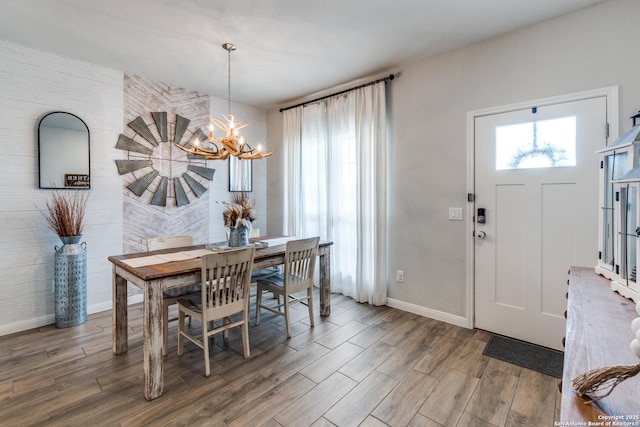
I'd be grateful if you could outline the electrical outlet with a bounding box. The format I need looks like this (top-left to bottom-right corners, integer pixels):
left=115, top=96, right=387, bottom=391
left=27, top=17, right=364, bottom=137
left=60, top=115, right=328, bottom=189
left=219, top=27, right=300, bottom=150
left=396, top=270, right=404, bottom=283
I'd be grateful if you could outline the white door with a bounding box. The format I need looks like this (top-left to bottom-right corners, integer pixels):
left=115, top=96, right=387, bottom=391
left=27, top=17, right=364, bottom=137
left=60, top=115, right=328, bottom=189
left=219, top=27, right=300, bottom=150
left=474, top=96, right=607, bottom=350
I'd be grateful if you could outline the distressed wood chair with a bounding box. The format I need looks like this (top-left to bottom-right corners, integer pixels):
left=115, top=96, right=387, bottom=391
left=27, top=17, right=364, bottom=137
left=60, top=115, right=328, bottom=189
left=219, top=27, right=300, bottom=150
left=255, top=236, right=320, bottom=338
left=224, top=228, right=280, bottom=282
left=177, top=246, right=255, bottom=376
left=146, top=235, right=200, bottom=356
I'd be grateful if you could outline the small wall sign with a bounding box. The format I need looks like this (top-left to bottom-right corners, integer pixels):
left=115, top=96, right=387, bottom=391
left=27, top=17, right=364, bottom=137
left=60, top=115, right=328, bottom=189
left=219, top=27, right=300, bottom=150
left=64, top=174, right=90, bottom=188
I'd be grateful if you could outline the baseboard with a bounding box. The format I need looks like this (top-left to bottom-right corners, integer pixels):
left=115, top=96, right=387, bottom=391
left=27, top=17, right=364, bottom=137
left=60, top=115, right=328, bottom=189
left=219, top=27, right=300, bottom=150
left=386, top=297, right=471, bottom=329
left=0, top=293, right=145, bottom=337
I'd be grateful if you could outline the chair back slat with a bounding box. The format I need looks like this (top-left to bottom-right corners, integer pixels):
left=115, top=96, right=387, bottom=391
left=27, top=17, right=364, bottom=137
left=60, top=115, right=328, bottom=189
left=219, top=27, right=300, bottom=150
left=284, top=237, right=320, bottom=291
left=201, top=247, right=255, bottom=317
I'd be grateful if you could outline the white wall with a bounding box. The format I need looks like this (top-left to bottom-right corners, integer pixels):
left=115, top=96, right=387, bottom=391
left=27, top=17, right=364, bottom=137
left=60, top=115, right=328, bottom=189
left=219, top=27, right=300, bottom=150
left=267, top=0, right=640, bottom=325
left=0, top=39, right=124, bottom=335
left=209, top=97, right=268, bottom=242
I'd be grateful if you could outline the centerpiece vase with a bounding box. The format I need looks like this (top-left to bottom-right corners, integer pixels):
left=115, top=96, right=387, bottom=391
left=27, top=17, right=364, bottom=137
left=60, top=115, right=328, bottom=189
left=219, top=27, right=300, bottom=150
left=54, top=235, right=87, bottom=328
left=228, top=226, right=249, bottom=247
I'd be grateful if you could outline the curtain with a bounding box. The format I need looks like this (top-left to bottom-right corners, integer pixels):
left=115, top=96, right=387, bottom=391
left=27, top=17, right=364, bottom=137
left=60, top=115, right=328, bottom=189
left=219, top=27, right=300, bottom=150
left=282, top=82, right=388, bottom=305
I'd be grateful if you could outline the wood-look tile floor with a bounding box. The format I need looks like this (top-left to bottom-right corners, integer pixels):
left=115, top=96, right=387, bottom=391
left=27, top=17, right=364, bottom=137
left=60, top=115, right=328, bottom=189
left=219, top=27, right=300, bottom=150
left=0, top=291, right=562, bottom=426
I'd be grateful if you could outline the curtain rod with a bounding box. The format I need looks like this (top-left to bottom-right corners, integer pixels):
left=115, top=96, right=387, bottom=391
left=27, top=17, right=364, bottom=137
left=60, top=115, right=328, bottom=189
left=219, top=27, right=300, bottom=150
left=279, top=74, right=395, bottom=112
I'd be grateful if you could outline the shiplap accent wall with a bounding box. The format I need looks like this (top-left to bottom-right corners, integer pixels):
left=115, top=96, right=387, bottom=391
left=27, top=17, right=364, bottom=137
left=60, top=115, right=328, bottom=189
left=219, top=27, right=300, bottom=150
left=0, top=39, right=124, bottom=335
left=0, top=39, right=267, bottom=335
left=121, top=75, right=268, bottom=253
left=122, top=74, right=211, bottom=254
left=209, top=97, right=268, bottom=242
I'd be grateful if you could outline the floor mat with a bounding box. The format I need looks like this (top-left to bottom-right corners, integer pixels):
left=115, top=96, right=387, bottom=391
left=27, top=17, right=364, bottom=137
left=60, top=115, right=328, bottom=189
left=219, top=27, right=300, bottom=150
left=482, top=334, right=564, bottom=378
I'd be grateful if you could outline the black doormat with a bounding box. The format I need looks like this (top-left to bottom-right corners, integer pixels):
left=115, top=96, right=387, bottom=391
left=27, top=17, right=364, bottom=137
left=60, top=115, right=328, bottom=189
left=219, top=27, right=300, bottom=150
left=482, top=335, right=564, bottom=378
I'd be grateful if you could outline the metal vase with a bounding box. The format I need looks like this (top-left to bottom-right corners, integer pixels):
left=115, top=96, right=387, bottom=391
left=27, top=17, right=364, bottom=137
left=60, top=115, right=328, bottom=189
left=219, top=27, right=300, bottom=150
left=54, top=236, right=87, bottom=328
left=228, top=226, right=249, bottom=247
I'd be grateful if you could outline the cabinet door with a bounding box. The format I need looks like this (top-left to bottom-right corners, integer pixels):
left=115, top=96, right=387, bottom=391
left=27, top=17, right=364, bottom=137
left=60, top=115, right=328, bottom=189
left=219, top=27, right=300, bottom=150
left=619, top=183, right=638, bottom=286
left=599, top=151, right=629, bottom=274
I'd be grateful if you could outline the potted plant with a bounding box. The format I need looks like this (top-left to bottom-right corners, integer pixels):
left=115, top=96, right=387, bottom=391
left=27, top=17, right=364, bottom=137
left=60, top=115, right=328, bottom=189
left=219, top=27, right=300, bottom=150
left=42, top=190, right=89, bottom=328
left=220, top=192, right=255, bottom=247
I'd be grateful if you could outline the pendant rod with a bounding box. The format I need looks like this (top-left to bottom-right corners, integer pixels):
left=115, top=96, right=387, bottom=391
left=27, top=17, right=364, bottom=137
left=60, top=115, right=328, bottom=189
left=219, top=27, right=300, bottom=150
left=222, top=43, right=236, bottom=115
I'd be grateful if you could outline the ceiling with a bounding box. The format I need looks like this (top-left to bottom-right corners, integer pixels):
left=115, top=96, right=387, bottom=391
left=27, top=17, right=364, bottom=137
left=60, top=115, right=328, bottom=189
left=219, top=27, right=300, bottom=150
left=0, top=0, right=610, bottom=109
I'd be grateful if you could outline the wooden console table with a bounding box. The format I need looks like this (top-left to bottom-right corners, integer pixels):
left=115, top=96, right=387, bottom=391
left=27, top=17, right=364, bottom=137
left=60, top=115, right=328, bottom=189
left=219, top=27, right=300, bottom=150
left=561, top=267, right=640, bottom=423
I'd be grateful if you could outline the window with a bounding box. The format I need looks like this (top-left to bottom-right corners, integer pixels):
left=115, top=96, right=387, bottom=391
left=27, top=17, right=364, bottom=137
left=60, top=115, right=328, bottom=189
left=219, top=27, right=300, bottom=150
left=496, top=116, right=576, bottom=170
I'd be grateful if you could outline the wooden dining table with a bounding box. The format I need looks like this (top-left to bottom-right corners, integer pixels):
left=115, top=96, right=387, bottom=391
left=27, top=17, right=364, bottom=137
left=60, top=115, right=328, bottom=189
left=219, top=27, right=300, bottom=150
left=108, top=237, right=333, bottom=400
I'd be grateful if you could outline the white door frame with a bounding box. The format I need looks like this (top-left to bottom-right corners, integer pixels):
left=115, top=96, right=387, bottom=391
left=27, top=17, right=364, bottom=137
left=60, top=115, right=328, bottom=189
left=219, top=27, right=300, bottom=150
left=465, top=86, right=619, bottom=329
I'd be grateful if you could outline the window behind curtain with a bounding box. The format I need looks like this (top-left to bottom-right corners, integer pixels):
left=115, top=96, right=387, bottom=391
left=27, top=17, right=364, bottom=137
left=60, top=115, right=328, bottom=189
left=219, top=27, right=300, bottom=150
left=284, top=82, right=387, bottom=304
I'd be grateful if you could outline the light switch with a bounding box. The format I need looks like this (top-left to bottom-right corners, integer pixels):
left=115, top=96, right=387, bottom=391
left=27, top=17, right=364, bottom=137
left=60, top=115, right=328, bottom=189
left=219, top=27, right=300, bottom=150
left=449, top=207, right=463, bottom=221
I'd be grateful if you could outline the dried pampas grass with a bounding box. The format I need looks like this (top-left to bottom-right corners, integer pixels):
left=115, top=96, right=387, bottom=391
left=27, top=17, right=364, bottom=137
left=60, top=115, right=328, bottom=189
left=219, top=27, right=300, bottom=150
left=42, top=190, right=88, bottom=237
left=219, top=192, right=256, bottom=228
left=572, top=363, right=640, bottom=402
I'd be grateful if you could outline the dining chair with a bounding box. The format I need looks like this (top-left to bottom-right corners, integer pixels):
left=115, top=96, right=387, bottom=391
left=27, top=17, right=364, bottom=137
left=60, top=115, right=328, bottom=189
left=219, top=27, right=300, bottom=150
left=177, top=246, right=255, bottom=376
left=225, top=228, right=280, bottom=282
left=255, top=236, right=320, bottom=338
left=248, top=229, right=281, bottom=282
left=146, top=235, right=200, bottom=356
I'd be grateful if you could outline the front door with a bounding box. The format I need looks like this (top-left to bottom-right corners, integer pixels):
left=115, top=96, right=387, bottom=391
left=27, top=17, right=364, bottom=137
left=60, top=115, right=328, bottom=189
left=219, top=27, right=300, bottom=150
left=474, top=96, right=608, bottom=350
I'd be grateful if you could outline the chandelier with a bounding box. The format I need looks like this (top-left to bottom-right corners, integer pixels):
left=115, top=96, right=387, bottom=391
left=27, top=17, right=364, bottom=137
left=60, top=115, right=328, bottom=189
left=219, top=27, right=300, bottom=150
left=174, top=43, right=274, bottom=161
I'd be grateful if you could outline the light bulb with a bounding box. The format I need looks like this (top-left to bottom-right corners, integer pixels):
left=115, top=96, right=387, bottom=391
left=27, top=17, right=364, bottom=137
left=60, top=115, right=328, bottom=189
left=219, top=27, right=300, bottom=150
left=193, top=138, right=200, bottom=147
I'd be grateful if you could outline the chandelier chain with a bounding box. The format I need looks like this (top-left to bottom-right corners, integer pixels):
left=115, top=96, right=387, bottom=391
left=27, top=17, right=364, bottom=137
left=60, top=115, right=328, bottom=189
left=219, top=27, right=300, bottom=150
left=171, top=42, right=275, bottom=160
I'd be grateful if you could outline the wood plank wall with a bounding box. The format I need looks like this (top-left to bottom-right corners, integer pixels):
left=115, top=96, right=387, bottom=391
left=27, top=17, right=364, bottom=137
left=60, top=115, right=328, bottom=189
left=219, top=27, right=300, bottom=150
left=122, top=74, right=211, bottom=254
left=0, top=39, right=124, bottom=334
left=121, top=75, right=269, bottom=255
left=0, top=39, right=268, bottom=335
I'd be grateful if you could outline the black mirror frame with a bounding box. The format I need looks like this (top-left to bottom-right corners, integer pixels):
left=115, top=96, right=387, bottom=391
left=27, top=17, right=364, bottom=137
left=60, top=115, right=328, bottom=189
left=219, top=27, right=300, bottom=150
left=38, top=111, right=90, bottom=189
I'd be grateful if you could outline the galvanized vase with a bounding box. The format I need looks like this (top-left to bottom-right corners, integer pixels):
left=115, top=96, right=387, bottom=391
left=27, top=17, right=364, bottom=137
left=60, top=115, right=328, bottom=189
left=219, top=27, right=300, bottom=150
left=228, top=226, right=249, bottom=247
left=54, top=235, right=87, bottom=328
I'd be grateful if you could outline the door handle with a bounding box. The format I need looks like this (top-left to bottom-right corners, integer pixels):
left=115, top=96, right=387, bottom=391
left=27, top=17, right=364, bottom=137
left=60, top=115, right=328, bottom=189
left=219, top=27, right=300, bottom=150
left=476, top=230, right=486, bottom=239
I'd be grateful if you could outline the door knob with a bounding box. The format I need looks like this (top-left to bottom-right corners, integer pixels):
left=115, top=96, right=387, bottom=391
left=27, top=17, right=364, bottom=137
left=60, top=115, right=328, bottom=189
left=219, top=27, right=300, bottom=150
left=477, top=230, right=486, bottom=239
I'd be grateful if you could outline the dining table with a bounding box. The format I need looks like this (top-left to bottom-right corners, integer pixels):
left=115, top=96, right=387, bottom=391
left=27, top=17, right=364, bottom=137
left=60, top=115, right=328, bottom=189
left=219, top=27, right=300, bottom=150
left=108, top=236, right=333, bottom=400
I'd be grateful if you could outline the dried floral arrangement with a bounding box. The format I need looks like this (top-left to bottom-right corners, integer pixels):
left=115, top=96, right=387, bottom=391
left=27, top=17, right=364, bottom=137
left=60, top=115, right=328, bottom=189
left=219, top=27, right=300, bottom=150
left=42, top=190, right=88, bottom=237
left=220, top=192, right=256, bottom=228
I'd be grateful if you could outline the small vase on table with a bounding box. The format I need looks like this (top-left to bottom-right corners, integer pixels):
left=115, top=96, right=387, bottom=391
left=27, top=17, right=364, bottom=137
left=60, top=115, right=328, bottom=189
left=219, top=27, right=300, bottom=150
left=228, top=226, right=249, bottom=247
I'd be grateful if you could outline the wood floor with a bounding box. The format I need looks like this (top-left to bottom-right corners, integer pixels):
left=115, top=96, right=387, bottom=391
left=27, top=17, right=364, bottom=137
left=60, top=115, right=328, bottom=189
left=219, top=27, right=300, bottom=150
left=0, top=291, right=561, bottom=426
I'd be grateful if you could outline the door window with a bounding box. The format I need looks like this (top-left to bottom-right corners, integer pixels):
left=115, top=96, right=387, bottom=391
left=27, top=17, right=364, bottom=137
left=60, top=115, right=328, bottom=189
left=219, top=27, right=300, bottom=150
left=495, top=116, right=576, bottom=170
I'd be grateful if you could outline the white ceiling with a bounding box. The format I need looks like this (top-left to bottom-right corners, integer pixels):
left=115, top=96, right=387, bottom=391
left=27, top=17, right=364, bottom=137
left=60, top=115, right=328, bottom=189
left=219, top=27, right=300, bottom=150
left=0, top=0, right=610, bottom=109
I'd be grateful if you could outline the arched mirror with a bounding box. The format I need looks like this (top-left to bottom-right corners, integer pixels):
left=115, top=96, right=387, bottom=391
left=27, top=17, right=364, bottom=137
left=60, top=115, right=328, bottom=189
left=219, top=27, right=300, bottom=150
left=38, top=112, right=90, bottom=189
left=229, top=157, right=252, bottom=192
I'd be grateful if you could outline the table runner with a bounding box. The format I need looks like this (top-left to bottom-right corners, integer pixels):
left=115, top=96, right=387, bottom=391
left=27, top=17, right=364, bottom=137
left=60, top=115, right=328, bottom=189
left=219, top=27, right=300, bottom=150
left=120, top=248, right=216, bottom=268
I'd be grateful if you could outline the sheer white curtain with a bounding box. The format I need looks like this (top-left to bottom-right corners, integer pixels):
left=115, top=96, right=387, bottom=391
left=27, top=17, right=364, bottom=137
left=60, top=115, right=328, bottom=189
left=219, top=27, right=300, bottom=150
left=283, top=82, right=387, bottom=305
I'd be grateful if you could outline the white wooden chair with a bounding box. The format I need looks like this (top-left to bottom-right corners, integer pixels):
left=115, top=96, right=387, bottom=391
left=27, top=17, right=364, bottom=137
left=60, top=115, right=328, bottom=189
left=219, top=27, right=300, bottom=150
left=146, top=235, right=200, bottom=356
left=255, top=236, right=320, bottom=338
left=224, top=228, right=280, bottom=281
left=177, top=247, right=255, bottom=376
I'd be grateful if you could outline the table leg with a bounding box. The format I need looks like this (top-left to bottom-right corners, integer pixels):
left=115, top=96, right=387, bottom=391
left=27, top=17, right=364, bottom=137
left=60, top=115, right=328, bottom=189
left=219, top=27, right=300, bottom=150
left=319, top=248, right=331, bottom=316
left=143, top=282, right=164, bottom=400
left=112, top=268, right=128, bottom=355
